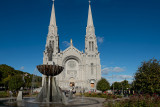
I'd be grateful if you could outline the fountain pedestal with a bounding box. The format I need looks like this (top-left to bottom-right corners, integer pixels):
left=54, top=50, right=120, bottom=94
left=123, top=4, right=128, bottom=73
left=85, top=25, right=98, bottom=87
left=36, top=76, right=62, bottom=102
left=35, top=64, right=66, bottom=104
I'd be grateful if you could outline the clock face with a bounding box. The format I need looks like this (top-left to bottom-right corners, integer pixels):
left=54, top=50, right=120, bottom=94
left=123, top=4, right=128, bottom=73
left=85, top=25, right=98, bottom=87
left=68, top=60, right=76, bottom=68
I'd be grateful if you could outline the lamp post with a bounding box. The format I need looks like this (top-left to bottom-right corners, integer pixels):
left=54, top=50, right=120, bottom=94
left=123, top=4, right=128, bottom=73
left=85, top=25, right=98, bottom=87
left=121, top=82, right=124, bottom=96
left=112, top=74, right=114, bottom=95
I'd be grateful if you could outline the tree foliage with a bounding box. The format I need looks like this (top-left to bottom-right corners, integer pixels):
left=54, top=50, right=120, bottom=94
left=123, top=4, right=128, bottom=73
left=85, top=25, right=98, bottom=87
left=96, top=78, right=110, bottom=92
left=111, top=80, right=130, bottom=90
left=133, top=58, right=160, bottom=94
left=111, top=82, right=122, bottom=90
left=121, top=80, right=130, bottom=90
left=0, top=64, right=42, bottom=90
left=0, top=64, right=16, bottom=89
left=8, top=75, right=24, bottom=91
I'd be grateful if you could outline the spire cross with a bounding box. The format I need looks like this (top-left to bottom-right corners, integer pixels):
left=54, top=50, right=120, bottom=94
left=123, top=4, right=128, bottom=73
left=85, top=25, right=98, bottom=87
left=89, top=0, right=91, bottom=4
left=52, top=0, right=55, bottom=2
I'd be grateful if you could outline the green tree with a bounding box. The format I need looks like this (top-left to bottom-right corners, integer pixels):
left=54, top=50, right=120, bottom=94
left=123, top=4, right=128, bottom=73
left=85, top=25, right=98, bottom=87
left=111, top=82, right=122, bottom=90
left=0, top=64, right=15, bottom=89
left=121, top=80, right=130, bottom=90
left=0, top=64, right=42, bottom=90
left=96, top=78, right=110, bottom=93
left=0, top=70, right=2, bottom=86
left=23, top=73, right=33, bottom=88
left=133, top=58, right=160, bottom=94
left=8, top=75, right=24, bottom=92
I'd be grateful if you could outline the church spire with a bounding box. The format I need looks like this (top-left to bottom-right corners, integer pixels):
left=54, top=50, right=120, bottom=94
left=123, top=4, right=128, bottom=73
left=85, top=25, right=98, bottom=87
left=48, top=0, right=58, bottom=35
left=49, top=0, right=57, bottom=27
left=87, top=0, right=94, bottom=27
left=85, top=1, right=98, bottom=54
left=86, top=1, right=95, bottom=35
left=44, top=0, right=59, bottom=58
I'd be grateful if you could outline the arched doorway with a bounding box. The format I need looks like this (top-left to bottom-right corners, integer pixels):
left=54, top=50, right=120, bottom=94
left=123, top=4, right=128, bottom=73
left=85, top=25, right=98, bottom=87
left=69, top=77, right=75, bottom=87
left=61, top=55, right=81, bottom=90
left=90, top=79, right=95, bottom=88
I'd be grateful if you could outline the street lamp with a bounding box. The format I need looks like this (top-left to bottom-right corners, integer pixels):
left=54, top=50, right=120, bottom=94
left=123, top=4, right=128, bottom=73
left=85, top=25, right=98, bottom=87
left=112, top=74, right=114, bottom=95
left=121, top=82, right=124, bottom=96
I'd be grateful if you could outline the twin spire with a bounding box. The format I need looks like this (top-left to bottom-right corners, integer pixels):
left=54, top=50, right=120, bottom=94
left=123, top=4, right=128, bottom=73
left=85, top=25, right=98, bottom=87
left=87, top=1, right=94, bottom=27
left=49, top=0, right=57, bottom=27
left=49, top=0, right=94, bottom=34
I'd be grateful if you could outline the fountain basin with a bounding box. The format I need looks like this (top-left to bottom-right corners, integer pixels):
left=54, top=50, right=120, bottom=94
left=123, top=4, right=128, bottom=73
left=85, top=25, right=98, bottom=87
left=37, top=65, right=63, bottom=76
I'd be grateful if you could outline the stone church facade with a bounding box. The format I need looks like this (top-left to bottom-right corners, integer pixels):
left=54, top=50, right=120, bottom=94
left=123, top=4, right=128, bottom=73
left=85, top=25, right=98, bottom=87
left=42, top=1, right=101, bottom=92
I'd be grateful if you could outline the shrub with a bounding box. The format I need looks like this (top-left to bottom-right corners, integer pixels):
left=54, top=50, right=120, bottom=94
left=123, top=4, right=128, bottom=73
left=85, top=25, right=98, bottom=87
left=104, top=94, right=160, bottom=107
left=0, top=91, right=9, bottom=98
left=84, top=92, right=121, bottom=99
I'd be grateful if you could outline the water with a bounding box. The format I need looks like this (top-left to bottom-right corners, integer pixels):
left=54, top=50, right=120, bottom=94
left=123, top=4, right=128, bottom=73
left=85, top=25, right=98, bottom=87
left=0, top=97, right=99, bottom=107
left=31, top=68, right=41, bottom=95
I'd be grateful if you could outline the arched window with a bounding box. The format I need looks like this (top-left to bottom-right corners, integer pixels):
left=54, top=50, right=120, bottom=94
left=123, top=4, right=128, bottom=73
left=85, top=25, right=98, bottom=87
left=52, top=41, right=54, bottom=52
left=92, top=42, right=94, bottom=51
left=49, top=40, right=52, bottom=46
left=89, top=41, right=91, bottom=51
left=91, top=63, right=94, bottom=75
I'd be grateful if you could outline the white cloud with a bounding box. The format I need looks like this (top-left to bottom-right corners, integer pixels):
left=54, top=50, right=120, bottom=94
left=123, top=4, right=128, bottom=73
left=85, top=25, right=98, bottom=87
left=117, top=75, right=132, bottom=79
left=20, top=66, right=24, bottom=70
left=62, top=41, right=70, bottom=47
left=102, top=75, right=133, bottom=85
left=97, top=36, right=104, bottom=44
left=102, top=75, right=133, bottom=84
left=102, top=67, right=125, bottom=75
left=113, top=67, right=125, bottom=72
left=111, top=75, right=133, bottom=80
left=102, top=68, right=110, bottom=75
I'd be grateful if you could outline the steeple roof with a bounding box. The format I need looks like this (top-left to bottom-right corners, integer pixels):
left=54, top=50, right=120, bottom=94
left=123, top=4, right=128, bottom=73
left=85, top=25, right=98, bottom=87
left=49, top=0, right=57, bottom=27
left=87, top=2, right=94, bottom=27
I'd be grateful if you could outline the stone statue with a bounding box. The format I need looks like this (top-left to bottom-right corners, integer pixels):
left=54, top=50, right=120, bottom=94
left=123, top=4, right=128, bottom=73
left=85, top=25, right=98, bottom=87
left=47, top=44, right=53, bottom=61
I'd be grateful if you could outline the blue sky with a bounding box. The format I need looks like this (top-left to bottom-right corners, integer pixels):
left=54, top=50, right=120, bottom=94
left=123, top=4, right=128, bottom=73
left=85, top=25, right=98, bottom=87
left=0, top=0, right=160, bottom=84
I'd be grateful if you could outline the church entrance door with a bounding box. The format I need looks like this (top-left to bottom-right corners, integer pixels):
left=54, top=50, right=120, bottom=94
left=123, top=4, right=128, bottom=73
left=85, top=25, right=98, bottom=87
left=70, top=82, right=75, bottom=87
left=69, top=77, right=75, bottom=87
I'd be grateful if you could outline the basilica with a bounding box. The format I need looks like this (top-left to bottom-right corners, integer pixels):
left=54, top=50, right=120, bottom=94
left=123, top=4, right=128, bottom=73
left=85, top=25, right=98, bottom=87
left=42, top=1, right=101, bottom=92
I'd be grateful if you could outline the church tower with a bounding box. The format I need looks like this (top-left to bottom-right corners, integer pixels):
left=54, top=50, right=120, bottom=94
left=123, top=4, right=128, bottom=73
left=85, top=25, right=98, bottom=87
left=42, top=1, right=101, bottom=91
left=84, top=1, right=101, bottom=91
left=43, top=1, right=59, bottom=64
left=85, top=1, right=98, bottom=55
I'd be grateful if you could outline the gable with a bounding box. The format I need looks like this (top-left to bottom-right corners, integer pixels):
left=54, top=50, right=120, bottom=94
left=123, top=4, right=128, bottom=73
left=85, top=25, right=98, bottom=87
left=63, top=45, right=83, bottom=56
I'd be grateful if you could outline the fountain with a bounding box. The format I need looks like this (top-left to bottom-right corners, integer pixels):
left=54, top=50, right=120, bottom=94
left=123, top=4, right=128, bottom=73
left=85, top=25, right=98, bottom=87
left=35, top=64, right=67, bottom=104
left=0, top=64, right=100, bottom=107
